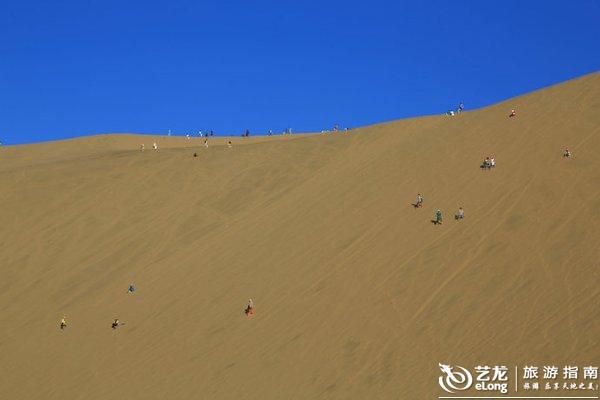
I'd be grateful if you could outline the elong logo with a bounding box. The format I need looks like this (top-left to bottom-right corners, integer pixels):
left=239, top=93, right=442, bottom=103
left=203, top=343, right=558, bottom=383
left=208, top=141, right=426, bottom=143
left=438, top=363, right=473, bottom=393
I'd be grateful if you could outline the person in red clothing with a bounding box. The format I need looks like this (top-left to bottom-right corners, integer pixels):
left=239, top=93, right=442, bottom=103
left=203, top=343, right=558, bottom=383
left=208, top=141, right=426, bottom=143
left=244, top=299, right=255, bottom=317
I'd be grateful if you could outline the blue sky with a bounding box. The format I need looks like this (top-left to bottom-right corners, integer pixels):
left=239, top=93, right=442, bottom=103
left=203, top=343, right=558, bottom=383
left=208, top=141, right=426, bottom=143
left=0, top=0, right=598, bottom=144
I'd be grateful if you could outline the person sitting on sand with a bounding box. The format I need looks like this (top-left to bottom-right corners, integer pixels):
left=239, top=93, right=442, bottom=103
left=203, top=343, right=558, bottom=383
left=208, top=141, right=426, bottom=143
left=245, top=299, right=254, bottom=316
left=455, top=207, right=465, bottom=220
left=111, top=319, right=120, bottom=329
left=435, top=209, right=443, bottom=225
left=509, top=109, right=517, bottom=118
left=60, top=316, right=67, bottom=330
left=415, top=193, right=423, bottom=208
left=563, top=148, right=572, bottom=158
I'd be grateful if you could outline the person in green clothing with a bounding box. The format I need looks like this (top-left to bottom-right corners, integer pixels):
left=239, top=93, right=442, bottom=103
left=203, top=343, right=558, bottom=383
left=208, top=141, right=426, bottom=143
left=435, top=209, right=443, bottom=225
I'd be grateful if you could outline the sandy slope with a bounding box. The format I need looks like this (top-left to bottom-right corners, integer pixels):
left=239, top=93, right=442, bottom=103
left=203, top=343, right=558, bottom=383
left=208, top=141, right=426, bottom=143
left=0, top=73, right=598, bottom=399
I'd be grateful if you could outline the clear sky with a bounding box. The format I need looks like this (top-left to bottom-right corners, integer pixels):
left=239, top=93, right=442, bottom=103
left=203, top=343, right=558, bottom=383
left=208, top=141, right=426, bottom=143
left=1, top=0, right=598, bottom=144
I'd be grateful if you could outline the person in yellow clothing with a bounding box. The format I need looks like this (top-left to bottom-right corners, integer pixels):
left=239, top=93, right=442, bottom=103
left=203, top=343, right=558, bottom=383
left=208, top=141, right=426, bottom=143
left=60, top=316, right=67, bottom=330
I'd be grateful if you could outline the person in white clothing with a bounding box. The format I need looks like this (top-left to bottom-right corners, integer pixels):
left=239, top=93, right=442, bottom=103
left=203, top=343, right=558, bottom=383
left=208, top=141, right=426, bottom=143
left=415, top=193, right=423, bottom=208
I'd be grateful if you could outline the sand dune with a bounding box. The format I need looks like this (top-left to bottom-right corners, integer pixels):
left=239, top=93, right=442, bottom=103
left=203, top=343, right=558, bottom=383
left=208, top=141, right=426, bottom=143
left=1, top=72, right=599, bottom=399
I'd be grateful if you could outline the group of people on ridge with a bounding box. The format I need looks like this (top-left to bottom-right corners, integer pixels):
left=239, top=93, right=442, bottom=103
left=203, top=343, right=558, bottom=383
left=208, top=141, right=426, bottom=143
left=446, top=102, right=465, bottom=116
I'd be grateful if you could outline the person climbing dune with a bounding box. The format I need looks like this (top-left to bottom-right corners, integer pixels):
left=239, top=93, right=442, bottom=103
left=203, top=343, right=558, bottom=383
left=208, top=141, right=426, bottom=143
left=245, top=299, right=255, bottom=317
left=455, top=207, right=465, bottom=220
left=415, top=193, right=423, bottom=208
left=434, top=209, right=443, bottom=225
